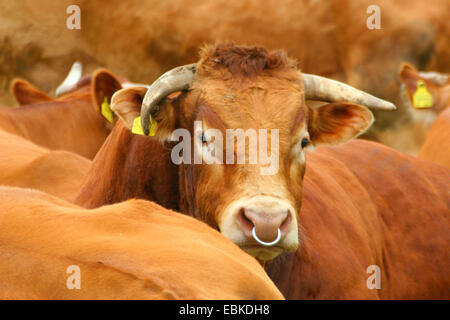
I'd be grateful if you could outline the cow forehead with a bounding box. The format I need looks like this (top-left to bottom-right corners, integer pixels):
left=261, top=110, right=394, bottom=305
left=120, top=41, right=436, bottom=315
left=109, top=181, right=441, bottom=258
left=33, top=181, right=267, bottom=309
left=190, top=76, right=306, bottom=131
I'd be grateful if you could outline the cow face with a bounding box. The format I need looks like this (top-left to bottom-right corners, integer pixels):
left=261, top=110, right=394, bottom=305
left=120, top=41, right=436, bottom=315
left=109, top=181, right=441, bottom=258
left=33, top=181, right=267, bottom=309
left=400, top=63, right=450, bottom=114
left=111, top=44, right=376, bottom=261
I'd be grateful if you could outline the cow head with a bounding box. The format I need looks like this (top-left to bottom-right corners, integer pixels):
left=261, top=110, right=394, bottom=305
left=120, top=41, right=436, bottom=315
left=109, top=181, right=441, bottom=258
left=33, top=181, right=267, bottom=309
left=399, top=63, right=450, bottom=114
left=11, top=64, right=124, bottom=127
left=111, top=44, right=395, bottom=261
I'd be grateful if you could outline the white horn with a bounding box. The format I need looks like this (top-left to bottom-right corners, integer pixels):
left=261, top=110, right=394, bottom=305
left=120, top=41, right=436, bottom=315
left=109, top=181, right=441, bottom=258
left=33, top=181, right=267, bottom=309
left=301, top=73, right=396, bottom=110
left=55, top=62, right=82, bottom=96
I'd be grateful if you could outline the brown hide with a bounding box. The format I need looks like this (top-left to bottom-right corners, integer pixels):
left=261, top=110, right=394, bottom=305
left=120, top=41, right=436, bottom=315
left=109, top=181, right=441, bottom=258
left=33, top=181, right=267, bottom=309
left=76, top=120, right=450, bottom=298
left=0, top=71, right=120, bottom=159
left=0, top=129, right=91, bottom=202
left=267, top=140, right=449, bottom=299
left=418, top=108, right=450, bottom=169
left=0, top=90, right=109, bottom=159
left=75, top=43, right=449, bottom=298
left=0, top=187, right=283, bottom=300
left=75, top=121, right=179, bottom=210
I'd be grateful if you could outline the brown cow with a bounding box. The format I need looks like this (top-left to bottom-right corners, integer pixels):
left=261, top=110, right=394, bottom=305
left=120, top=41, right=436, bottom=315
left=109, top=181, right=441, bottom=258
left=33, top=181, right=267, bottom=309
left=0, top=69, right=122, bottom=159
left=0, top=129, right=90, bottom=202
left=76, top=44, right=449, bottom=299
left=76, top=44, right=390, bottom=255
left=0, top=186, right=283, bottom=300
left=399, top=63, right=450, bottom=167
left=77, top=130, right=450, bottom=299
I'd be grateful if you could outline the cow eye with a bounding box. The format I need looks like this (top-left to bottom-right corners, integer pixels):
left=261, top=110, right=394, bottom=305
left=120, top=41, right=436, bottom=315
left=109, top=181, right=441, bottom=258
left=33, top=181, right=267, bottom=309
left=200, top=133, right=208, bottom=143
left=301, top=138, right=309, bottom=148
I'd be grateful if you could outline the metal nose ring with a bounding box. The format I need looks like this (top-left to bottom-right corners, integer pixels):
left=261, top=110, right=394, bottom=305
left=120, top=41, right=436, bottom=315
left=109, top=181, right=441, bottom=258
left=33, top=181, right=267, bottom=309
left=252, top=227, right=281, bottom=246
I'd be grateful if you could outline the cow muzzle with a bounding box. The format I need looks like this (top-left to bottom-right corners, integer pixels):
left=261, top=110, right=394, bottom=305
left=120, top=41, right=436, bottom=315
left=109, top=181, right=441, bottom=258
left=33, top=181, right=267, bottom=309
left=220, top=195, right=299, bottom=261
left=237, top=207, right=291, bottom=246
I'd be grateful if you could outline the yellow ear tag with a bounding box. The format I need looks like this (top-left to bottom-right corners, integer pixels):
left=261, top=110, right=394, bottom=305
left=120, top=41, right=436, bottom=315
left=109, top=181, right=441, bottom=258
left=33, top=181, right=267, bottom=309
left=132, top=116, right=157, bottom=136
left=131, top=116, right=145, bottom=135
left=412, top=80, right=433, bottom=109
left=101, top=97, right=114, bottom=123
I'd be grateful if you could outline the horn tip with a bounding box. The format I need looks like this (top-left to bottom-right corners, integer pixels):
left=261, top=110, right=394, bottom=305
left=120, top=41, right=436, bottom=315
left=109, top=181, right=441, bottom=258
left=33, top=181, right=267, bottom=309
left=384, top=102, right=397, bottom=110
left=373, top=100, right=396, bottom=111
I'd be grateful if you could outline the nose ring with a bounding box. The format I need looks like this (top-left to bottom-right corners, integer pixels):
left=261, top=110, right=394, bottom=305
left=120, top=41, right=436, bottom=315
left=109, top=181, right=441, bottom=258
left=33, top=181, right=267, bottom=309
left=252, top=227, right=281, bottom=246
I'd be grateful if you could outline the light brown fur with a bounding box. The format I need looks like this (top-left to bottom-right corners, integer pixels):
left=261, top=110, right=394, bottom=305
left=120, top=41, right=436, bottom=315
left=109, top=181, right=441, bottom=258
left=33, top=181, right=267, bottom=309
left=418, top=108, right=450, bottom=168
left=0, top=129, right=91, bottom=202
left=0, top=70, right=121, bottom=159
left=0, top=186, right=283, bottom=300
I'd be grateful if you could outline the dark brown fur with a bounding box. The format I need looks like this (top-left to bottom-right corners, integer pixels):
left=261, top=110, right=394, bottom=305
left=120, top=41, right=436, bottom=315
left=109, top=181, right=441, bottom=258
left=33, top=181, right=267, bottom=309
left=199, top=43, right=296, bottom=79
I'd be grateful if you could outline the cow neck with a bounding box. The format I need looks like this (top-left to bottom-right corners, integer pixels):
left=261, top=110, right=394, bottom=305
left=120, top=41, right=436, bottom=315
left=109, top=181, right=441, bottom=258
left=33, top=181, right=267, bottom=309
left=2, top=93, right=90, bottom=134
left=75, top=121, right=180, bottom=210
left=0, top=93, right=108, bottom=158
left=178, top=163, right=202, bottom=220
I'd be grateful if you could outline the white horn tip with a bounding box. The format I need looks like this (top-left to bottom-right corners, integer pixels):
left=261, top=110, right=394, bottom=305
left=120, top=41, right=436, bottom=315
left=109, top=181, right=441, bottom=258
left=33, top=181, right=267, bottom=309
left=55, top=61, right=83, bottom=96
left=381, top=102, right=397, bottom=110
left=367, top=97, right=397, bottom=110
left=371, top=101, right=397, bottom=110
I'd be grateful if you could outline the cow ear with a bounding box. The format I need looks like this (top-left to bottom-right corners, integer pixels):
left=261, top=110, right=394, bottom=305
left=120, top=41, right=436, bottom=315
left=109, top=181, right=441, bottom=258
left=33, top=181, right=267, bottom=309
left=91, top=69, right=122, bottom=123
left=399, top=63, right=423, bottom=98
left=110, top=87, right=177, bottom=141
left=309, top=102, right=374, bottom=146
left=11, top=79, right=53, bottom=106
left=399, top=63, right=441, bottom=110
left=110, top=87, right=147, bottom=129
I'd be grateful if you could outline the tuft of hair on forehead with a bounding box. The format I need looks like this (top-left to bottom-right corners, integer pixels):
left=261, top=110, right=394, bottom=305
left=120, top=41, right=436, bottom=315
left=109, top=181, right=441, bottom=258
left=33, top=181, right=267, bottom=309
left=197, top=43, right=297, bottom=79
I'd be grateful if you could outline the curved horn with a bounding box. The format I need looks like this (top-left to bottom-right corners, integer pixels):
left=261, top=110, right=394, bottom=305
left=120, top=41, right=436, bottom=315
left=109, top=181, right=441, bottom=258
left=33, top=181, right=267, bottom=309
left=301, top=73, right=396, bottom=110
left=141, top=63, right=197, bottom=135
left=418, top=71, right=449, bottom=86
left=55, top=62, right=82, bottom=96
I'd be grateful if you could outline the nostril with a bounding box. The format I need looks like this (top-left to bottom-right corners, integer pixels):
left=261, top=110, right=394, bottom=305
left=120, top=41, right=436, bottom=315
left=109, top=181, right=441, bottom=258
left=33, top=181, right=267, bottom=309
left=237, top=208, right=254, bottom=235
left=279, top=210, right=292, bottom=233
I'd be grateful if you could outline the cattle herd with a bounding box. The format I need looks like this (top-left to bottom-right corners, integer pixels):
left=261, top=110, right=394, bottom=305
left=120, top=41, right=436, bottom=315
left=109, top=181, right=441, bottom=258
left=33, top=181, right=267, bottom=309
left=0, top=0, right=449, bottom=300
